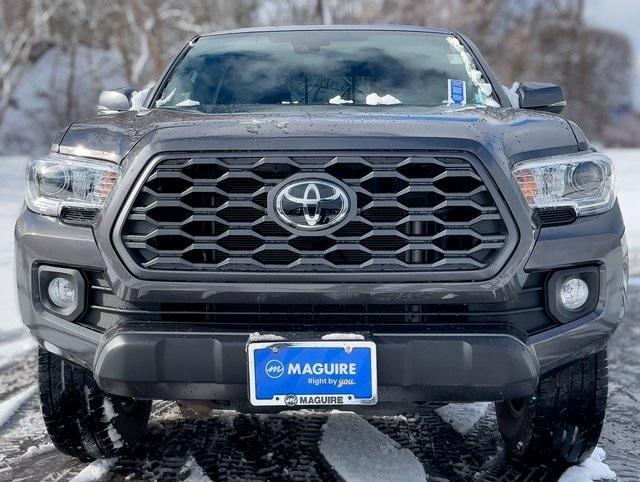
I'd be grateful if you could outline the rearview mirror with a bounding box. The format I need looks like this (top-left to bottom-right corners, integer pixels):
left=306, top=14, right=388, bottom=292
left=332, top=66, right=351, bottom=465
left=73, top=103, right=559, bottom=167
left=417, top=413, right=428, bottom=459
left=97, top=88, right=135, bottom=114
left=517, top=82, right=566, bottom=114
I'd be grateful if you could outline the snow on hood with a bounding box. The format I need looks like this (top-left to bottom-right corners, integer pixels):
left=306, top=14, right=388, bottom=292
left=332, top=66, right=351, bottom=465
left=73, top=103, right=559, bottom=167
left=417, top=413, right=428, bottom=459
left=329, top=95, right=353, bottom=105
left=176, top=99, right=200, bottom=107
left=365, top=93, right=402, bottom=105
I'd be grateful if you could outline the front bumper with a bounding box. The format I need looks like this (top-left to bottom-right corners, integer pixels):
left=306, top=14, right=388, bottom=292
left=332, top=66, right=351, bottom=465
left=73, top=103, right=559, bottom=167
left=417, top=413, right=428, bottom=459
left=15, top=204, right=627, bottom=403
left=92, top=325, right=538, bottom=402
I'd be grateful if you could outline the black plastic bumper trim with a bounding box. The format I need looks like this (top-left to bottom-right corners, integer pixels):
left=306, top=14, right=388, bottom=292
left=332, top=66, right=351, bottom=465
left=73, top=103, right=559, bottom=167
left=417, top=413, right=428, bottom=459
left=93, top=326, right=539, bottom=402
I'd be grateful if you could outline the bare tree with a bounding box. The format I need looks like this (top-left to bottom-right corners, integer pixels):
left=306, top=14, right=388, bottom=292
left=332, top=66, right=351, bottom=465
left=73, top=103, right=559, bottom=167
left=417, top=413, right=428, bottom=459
left=0, top=0, right=62, bottom=124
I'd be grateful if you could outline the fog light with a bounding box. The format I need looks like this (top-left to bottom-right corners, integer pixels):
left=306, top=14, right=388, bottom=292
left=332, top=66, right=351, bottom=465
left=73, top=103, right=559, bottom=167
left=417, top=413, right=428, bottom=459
left=47, top=277, right=76, bottom=309
left=38, top=266, right=85, bottom=320
left=559, top=278, right=589, bottom=310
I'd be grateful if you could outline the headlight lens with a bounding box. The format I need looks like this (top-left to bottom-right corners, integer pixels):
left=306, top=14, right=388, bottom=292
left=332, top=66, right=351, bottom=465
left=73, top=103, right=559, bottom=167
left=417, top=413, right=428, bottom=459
left=26, top=153, right=119, bottom=216
left=512, top=152, right=615, bottom=216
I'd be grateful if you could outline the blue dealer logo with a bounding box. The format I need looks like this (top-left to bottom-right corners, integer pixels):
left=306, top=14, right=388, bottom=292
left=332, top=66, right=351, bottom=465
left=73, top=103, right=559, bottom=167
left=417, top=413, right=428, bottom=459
left=265, top=359, right=285, bottom=379
left=448, top=79, right=467, bottom=106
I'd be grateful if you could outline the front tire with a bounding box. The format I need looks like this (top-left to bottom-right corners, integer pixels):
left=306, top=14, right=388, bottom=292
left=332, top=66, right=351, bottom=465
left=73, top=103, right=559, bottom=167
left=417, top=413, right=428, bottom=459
left=38, top=347, right=152, bottom=461
left=496, top=348, right=608, bottom=465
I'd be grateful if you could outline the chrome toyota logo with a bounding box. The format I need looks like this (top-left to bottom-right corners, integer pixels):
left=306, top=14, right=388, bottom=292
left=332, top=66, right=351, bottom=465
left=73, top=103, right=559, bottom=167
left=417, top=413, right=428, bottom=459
left=274, top=179, right=351, bottom=231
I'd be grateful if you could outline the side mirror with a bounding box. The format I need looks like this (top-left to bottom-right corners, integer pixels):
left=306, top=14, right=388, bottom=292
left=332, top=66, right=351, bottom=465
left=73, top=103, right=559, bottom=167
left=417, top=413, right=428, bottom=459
left=516, top=82, right=566, bottom=114
left=97, top=88, right=135, bottom=114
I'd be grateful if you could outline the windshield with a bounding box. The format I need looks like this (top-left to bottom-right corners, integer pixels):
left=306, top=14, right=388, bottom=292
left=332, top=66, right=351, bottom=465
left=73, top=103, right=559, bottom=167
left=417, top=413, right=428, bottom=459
left=154, top=30, right=500, bottom=112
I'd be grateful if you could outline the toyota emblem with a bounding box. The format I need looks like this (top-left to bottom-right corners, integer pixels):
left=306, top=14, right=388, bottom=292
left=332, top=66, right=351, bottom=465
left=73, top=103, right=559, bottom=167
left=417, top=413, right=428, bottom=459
left=271, top=178, right=354, bottom=233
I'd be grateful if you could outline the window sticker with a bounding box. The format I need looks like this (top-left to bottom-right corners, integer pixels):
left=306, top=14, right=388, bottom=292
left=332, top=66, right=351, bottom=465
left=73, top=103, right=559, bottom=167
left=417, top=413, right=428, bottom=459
left=448, top=79, right=467, bottom=106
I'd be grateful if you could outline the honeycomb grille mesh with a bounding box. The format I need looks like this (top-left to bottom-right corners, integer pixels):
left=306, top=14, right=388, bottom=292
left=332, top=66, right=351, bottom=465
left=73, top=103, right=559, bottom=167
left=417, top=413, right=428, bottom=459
left=120, top=153, right=509, bottom=272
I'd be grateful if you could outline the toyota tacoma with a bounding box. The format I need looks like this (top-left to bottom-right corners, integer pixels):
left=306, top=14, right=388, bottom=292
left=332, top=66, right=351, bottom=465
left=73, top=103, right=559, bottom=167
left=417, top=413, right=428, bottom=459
left=16, top=26, right=627, bottom=465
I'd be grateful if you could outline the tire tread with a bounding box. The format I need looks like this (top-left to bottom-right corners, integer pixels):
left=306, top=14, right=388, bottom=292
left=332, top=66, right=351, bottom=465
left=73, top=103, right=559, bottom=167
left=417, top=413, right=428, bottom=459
left=496, top=349, right=608, bottom=465
left=38, top=348, right=151, bottom=461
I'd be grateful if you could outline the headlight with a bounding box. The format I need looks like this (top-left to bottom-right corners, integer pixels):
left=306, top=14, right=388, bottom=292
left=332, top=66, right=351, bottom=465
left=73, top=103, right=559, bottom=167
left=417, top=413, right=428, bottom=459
left=512, top=152, right=615, bottom=216
left=26, top=153, right=119, bottom=217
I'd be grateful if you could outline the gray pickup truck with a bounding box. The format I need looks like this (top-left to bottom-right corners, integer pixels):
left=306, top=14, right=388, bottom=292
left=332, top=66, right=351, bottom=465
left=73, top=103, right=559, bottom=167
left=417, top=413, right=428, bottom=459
left=16, top=26, right=626, bottom=465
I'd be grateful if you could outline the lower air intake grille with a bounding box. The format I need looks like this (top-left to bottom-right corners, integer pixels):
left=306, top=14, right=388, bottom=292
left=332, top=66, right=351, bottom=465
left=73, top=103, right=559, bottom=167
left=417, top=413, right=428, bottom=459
left=119, top=152, right=511, bottom=274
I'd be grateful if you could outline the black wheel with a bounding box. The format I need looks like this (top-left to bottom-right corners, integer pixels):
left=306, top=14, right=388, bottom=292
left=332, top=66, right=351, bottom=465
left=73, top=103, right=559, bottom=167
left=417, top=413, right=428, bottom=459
left=496, top=348, right=608, bottom=465
left=38, top=347, right=152, bottom=461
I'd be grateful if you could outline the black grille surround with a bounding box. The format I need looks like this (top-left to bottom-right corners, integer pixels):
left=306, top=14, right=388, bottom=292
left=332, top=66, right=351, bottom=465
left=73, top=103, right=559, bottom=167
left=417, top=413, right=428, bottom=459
left=116, top=151, right=517, bottom=280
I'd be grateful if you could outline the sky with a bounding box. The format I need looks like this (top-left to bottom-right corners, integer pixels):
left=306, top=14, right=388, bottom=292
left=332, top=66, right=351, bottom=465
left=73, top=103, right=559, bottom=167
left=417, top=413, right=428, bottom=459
left=585, top=0, right=640, bottom=106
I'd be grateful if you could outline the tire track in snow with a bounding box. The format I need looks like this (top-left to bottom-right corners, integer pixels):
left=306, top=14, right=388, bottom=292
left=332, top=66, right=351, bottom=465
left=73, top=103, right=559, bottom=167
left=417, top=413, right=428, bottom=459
left=0, top=385, right=36, bottom=429
left=0, top=336, right=35, bottom=372
left=0, top=328, right=28, bottom=344
left=0, top=347, right=37, bottom=403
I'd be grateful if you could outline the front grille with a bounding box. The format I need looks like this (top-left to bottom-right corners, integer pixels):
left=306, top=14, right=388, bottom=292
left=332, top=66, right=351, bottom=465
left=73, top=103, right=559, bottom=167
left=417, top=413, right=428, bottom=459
left=84, top=272, right=552, bottom=335
left=120, top=152, right=510, bottom=274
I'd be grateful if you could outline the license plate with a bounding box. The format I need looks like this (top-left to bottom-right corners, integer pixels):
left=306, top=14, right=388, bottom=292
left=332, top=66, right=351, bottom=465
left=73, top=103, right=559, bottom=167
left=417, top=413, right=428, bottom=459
left=247, top=340, right=377, bottom=407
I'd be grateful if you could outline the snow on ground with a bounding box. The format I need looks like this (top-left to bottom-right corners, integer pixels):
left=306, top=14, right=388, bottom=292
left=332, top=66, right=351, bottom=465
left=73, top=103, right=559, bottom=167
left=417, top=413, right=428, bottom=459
left=70, top=458, right=118, bottom=482
left=320, top=411, right=427, bottom=482
left=0, top=156, right=28, bottom=335
left=12, top=443, right=55, bottom=461
left=0, top=336, right=36, bottom=371
left=0, top=385, right=37, bottom=429
left=178, top=455, right=214, bottom=482
left=559, top=447, right=617, bottom=482
left=609, top=149, right=640, bottom=251
left=435, top=402, right=490, bottom=435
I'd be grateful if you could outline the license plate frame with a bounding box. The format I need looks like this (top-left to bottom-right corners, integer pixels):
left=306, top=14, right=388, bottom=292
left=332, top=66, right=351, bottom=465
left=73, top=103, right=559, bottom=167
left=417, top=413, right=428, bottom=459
left=247, top=340, right=378, bottom=407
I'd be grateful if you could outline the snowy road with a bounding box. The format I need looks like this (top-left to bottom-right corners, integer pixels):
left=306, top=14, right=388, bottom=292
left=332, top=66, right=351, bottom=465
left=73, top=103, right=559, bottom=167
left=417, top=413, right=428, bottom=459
left=1, top=151, right=639, bottom=481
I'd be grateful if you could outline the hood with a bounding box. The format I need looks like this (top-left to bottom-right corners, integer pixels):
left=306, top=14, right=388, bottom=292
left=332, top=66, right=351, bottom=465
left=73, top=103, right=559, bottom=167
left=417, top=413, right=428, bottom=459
left=57, top=107, right=582, bottom=167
